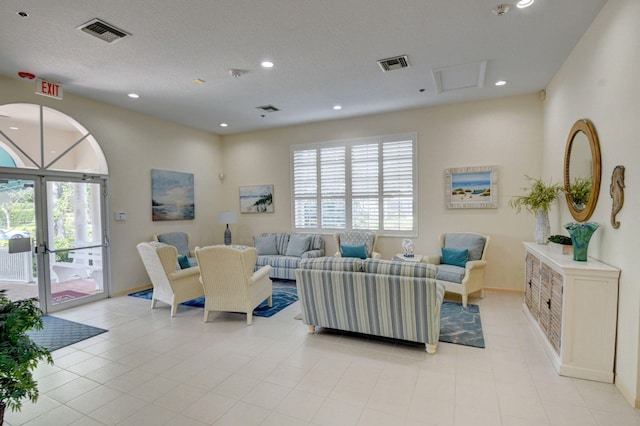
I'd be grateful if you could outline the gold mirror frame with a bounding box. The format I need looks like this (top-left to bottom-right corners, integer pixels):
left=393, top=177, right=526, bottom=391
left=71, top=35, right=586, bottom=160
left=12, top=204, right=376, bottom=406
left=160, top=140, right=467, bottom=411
left=564, top=119, right=601, bottom=222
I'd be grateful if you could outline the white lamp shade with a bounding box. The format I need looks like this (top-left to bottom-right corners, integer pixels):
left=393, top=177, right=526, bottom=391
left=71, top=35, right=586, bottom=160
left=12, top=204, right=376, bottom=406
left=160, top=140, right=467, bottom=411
left=218, top=211, right=237, bottom=224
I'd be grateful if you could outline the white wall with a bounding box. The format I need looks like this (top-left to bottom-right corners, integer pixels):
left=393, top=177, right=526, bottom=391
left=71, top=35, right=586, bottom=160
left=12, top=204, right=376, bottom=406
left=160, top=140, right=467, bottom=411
left=0, top=76, right=224, bottom=296
left=543, top=0, right=640, bottom=405
left=222, top=94, right=544, bottom=292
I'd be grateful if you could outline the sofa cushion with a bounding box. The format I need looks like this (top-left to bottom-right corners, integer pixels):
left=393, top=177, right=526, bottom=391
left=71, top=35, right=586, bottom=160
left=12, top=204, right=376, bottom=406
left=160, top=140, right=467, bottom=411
left=259, top=233, right=291, bottom=255
left=340, top=244, right=368, bottom=259
left=157, top=232, right=190, bottom=257
left=256, top=255, right=301, bottom=270
left=299, top=257, right=364, bottom=272
left=285, top=234, right=311, bottom=257
left=177, top=255, right=191, bottom=269
left=441, top=247, right=468, bottom=268
left=436, top=264, right=466, bottom=283
left=444, top=234, right=485, bottom=261
left=363, top=259, right=436, bottom=278
left=254, top=235, right=278, bottom=255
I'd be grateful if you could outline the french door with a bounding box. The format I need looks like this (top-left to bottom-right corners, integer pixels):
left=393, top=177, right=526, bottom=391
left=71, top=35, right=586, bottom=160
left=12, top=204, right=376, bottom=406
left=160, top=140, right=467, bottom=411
left=0, top=173, right=109, bottom=313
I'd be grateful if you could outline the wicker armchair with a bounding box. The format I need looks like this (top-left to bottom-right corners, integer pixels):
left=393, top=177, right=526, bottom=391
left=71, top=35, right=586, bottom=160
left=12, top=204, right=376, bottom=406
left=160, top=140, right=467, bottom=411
left=136, top=242, right=204, bottom=317
left=195, top=245, right=272, bottom=325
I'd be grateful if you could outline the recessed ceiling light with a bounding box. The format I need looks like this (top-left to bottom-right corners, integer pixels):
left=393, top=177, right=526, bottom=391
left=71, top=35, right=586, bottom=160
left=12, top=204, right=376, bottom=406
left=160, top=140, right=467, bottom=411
left=333, top=105, right=342, bottom=110
left=261, top=61, right=274, bottom=68
left=128, top=93, right=139, bottom=98
left=9, top=126, right=19, bottom=130
left=16, top=11, right=29, bottom=18
left=220, top=123, right=228, bottom=127
left=516, top=0, right=534, bottom=8
left=193, top=78, right=206, bottom=85
left=495, top=80, right=507, bottom=86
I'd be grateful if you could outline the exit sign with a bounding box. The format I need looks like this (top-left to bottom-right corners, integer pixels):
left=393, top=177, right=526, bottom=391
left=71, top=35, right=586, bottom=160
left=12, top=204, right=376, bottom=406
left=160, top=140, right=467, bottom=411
left=35, top=78, right=63, bottom=100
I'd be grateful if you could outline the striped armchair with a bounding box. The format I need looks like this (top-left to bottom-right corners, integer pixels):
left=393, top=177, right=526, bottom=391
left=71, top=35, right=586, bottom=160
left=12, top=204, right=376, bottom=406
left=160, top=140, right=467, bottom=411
left=295, top=257, right=445, bottom=353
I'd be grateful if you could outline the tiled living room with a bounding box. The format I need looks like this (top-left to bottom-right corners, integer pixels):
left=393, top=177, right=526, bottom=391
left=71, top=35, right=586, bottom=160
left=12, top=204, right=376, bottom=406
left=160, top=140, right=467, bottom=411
left=1, top=0, right=640, bottom=425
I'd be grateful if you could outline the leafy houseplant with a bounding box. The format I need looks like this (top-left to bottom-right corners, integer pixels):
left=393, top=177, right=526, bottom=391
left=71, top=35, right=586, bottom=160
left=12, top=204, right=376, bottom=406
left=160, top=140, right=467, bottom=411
left=568, top=176, right=592, bottom=208
left=0, top=290, right=53, bottom=425
left=509, top=176, right=564, bottom=244
left=548, top=235, right=573, bottom=255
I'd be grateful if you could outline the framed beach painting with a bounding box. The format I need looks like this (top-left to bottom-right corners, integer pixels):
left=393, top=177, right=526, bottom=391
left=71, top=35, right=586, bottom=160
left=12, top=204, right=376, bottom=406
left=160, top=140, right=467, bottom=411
left=240, top=184, right=274, bottom=213
left=445, top=165, right=498, bottom=209
left=151, top=169, right=195, bottom=220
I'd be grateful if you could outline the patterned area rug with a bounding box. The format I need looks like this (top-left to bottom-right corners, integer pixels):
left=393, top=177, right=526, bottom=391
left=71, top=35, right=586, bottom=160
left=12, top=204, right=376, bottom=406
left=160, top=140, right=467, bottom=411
left=51, top=290, right=89, bottom=304
left=26, top=316, right=108, bottom=352
left=128, top=281, right=298, bottom=318
left=439, top=301, right=485, bottom=348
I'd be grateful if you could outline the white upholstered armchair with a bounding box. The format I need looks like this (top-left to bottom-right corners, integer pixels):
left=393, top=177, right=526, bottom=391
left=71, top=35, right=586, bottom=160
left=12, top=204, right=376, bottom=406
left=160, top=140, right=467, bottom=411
left=136, top=241, right=204, bottom=317
left=424, top=232, right=490, bottom=307
left=195, top=245, right=273, bottom=325
left=152, top=232, right=197, bottom=266
left=334, top=230, right=381, bottom=259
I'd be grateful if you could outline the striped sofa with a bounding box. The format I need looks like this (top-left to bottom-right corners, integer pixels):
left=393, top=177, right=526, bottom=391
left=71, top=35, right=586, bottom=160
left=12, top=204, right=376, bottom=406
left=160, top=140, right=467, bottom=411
left=295, top=257, right=445, bottom=354
left=254, top=233, right=325, bottom=280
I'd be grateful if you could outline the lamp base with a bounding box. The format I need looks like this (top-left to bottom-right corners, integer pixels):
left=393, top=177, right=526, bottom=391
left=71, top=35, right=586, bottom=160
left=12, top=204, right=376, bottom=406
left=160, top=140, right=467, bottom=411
left=224, top=225, right=232, bottom=245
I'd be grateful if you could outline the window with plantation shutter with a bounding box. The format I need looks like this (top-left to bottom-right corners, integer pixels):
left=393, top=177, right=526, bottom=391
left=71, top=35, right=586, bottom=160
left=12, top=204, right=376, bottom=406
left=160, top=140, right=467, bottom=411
left=291, top=133, right=416, bottom=236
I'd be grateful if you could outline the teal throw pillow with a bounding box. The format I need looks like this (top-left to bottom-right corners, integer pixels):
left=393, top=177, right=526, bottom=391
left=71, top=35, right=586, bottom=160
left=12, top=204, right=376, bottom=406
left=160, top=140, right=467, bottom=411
left=254, top=235, right=278, bottom=255
left=341, top=244, right=368, bottom=259
left=177, top=255, right=191, bottom=269
left=285, top=234, right=311, bottom=257
left=441, top=247, right=468, bottom=268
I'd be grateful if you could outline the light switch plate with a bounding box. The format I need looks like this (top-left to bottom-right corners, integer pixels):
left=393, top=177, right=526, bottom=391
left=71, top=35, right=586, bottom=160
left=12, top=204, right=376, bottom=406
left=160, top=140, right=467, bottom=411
left=114, top=211, right=127, bottom=221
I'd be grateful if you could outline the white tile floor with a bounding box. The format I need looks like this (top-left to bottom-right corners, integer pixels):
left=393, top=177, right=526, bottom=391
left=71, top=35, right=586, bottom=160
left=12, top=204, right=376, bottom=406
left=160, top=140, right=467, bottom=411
left=5, top=291, right=640, bottom=425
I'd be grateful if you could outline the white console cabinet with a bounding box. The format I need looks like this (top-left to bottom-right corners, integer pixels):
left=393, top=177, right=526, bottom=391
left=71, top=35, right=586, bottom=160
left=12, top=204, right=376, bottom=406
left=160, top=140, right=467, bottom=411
left=523, top=242, right=620, bottom=383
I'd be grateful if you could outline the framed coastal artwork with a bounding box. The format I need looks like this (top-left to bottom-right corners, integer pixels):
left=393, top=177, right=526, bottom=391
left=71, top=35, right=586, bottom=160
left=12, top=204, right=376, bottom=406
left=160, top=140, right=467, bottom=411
left=445, top=165, right=498, bottom=209
left=151, top=169, right=195, bottom=220
left=240, top=184, right=274, bottom=213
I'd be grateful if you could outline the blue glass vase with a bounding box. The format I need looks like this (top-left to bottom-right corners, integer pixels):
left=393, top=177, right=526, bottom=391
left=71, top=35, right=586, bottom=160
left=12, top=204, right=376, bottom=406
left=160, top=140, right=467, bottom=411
left=564, top=222, right=599, bottom=261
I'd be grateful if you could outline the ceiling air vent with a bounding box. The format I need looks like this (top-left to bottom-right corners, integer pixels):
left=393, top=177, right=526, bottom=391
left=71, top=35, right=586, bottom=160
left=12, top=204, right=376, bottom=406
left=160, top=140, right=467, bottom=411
left=256, top=105, right=280, bottom=113
left=377, top=55, right=410, bottom=72
left=78, top=19, right=130, bottom=43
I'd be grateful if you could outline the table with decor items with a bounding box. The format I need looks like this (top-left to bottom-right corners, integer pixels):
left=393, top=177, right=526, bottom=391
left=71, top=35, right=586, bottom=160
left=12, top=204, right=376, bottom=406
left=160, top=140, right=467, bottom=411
left=393, top=254, right=423, bottom=262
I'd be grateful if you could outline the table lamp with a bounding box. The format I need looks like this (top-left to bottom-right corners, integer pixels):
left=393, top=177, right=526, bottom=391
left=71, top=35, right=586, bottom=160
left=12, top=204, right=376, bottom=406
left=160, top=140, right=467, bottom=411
left=218, top=211, right=237, bottom=245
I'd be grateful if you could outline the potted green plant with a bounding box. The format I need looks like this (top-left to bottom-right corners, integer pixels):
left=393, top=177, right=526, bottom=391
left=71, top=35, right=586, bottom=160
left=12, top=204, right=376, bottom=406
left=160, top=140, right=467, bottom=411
left=548, top=234, right=573, bottom=255
left=508, top=176, right=564, bottom=244
left=0, top=290, right=53, bottom=425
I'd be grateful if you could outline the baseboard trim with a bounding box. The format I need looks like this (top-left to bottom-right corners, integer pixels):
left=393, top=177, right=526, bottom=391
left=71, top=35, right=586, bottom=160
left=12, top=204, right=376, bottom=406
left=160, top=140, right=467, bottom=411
left=615, top=377, right=640, bottom=408
left=115, top=284, right=152, bottom=297
left=484, top=287, right=524, bottom=295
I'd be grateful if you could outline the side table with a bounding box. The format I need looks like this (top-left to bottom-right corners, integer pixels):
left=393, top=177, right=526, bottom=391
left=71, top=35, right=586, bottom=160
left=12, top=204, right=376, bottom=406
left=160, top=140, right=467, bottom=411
left=393, top=254, right=423, bottom=262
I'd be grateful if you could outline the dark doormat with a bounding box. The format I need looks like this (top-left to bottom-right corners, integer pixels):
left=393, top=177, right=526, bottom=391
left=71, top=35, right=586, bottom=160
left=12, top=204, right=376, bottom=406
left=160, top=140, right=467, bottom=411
left=26, top=315, right=108, bottom=352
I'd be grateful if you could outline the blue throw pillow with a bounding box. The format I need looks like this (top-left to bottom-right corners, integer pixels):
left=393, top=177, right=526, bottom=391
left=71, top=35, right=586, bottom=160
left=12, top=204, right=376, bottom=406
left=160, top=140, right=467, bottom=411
left=254, top=235, right=278, bottom=255
left=177, top=255, right=191, bottom=269
left=441, top=247, right=468, bottom=268
left=285, top=234, right=311, bottom=257
left=341, top=244, right=368, bottom=259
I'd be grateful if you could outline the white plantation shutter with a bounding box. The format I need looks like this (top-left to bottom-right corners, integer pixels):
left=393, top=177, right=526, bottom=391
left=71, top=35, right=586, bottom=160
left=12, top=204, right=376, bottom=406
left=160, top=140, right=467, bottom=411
left=320, top=147, right=346, bottom=229
left=292, top=149, right=318, bottom=229
left=291, top=133, right=416, bottom=235
left=351, top=143, right=379, bottom=229
left=383, top=140, right=414, bottom=231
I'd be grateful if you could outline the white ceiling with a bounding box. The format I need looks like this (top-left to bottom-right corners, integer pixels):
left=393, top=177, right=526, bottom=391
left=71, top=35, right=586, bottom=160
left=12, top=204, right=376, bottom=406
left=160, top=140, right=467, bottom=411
left=0, top=0, right=607, bottom=135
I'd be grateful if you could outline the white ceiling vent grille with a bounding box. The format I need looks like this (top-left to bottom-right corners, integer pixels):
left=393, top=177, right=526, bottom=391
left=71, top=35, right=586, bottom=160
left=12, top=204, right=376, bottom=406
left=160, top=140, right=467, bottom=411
left=256, top=105, right=280, bottom=113
left=377, top=55, right=410, bottom=72
left=78, top=19, right=130, bottom=43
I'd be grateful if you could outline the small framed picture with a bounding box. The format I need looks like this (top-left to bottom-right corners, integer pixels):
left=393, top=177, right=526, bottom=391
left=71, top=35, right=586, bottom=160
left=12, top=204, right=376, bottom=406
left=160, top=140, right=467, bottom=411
left=240, top=184, right=274, bottom=213
left=445, top=166, right=498, bottom=209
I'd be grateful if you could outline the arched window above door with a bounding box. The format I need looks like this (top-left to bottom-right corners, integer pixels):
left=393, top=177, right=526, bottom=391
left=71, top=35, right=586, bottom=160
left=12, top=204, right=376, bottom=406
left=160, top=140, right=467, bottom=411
left=0, top=103, right=108, bottom=174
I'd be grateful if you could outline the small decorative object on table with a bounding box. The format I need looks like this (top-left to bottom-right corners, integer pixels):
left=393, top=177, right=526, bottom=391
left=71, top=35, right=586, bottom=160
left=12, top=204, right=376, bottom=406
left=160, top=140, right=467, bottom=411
left=565, top=222, right=599, bottom=261
left=402, top=239, right=415, bottom=258
left=548, top=235, right=573, bottom=255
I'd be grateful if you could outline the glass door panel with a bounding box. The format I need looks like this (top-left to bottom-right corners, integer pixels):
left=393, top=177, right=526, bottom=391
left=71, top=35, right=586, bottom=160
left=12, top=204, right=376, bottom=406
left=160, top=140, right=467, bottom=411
left=0, top=178, right=37, bottom=302
left=46, top=180, right=105, bottom=308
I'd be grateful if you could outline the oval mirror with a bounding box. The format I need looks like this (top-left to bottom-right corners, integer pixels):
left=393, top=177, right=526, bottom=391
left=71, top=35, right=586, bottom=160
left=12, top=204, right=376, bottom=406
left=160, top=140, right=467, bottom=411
left=564, top=119, right=601, bottom=222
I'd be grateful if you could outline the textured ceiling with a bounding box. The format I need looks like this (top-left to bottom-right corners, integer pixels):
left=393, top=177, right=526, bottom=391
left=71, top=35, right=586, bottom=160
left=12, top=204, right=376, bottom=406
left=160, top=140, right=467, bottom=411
left=0, top=0, right=607, bottom=135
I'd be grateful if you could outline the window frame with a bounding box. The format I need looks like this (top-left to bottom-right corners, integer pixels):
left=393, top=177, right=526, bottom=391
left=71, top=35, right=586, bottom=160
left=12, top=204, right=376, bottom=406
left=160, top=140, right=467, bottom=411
left=290, top=132, right=418, bottom=237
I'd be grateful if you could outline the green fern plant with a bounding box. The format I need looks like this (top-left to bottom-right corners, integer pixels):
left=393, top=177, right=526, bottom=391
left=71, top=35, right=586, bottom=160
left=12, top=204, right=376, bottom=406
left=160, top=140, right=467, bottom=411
left=0, top=290, right=53, bottom=424
left=508, top=176, right=564, bottom=214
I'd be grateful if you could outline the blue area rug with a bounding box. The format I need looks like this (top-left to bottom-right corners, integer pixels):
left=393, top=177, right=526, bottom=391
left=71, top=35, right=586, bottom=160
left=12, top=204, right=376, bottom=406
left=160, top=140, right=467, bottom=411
left=26, top=316, right=108, bottom=352
left=439, top=301, right=485, bottom=348
left=128, top=282, right=298, bottom=318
